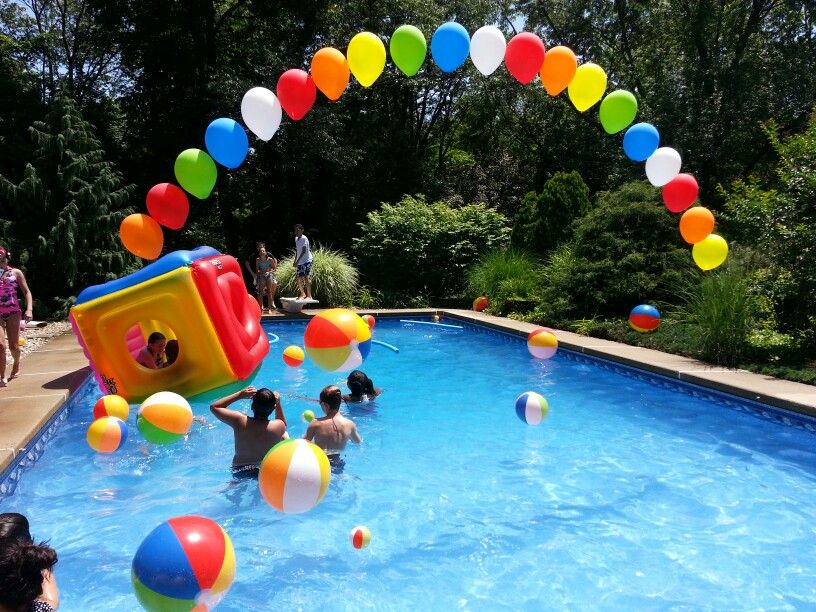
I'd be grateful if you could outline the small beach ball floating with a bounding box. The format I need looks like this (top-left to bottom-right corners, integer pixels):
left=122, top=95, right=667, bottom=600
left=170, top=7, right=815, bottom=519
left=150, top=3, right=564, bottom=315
left=303, top=308, right=371, bottom=372
left=259, top=439, right=331, bottom=514
left=132, top=515, right=235, bottom=612
left=629, top=304, right=661, bottom=333
left=473, top=296, right=489, bottom=312
left=302, top=410, right=315, bottom=424
left=350, top=525, right=372, bottom=549
left=137, top=391, right=193, bottom=445
left=362, top=314, right=375, bottom=329
left=527, top=328, right=558, bottom=360
left=515, top=392, right=549, bottom=426
left=282, top=344, right=305, bottom=367
left=86, top=416, right=128, bottom=453
left=93, top=394, right=130, bottom=421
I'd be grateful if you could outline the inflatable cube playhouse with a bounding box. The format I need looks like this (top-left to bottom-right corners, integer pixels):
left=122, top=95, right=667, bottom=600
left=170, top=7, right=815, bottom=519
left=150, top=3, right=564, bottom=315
left=70, top=246, right=268, bottom=402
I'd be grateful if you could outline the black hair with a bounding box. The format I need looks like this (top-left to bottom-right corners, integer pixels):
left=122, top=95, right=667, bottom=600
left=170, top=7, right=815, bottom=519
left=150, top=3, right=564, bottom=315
left=320, top=385, right=342, bottom=412
left=294, top=223, right=304, bottom=231
left=164, top=340, right=179, bottom=365
left=0, top=539, right=57, bottom=608
left=251, top=388, right=277, bottom=419
left=0, top=513, right=31, bottom=543
left=347, top=370, right=374, bottom=397
left=147, top=332, right=166, bottom=345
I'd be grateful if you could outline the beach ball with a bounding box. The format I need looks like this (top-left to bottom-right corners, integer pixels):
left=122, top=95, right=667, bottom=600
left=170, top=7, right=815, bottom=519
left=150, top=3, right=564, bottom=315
left=362, top=314, right=376, bottom=330
left=132, top=516, right=235, bottom=611
left=303, top=308, right=372, bottom=372
left=302, top=410, right=315, bottom=424
left=259, top=439, right=331, bottom=514
left=515, top=392, right=549, bottom=426
left=629, top=304, right=661, bottom=333
left=93, top=394, right=130, bottom=421
left=350, top=526, right=372, bottom=549
left=282, top=345, right=305, bottom=367
left=473, top=296, right=489, bottom=312
left=527, top=328, right=558, bottom=360
left=86, top=417, right=128, bottom=453
left=137, top=391, right=193, bottom=445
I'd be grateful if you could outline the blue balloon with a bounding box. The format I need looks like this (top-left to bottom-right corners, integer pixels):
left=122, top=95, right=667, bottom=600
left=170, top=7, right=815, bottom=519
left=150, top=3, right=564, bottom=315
left=204, top=118, right=249, bottom=169
left=622, top=122, right=660, bottom=162
left=431, top=22, right=470, bottom=73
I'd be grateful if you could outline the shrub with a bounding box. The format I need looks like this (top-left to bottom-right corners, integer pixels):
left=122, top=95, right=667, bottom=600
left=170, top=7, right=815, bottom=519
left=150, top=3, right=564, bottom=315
left=276, top=246, right=359, bottom=307
left=467, top=249, right=543, bottom=315
left=353, top=195, right=510, bottom=300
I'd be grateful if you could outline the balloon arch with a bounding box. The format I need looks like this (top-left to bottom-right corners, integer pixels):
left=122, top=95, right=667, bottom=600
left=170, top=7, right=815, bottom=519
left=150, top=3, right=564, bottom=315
left=119, top=23, right=728, bottom=272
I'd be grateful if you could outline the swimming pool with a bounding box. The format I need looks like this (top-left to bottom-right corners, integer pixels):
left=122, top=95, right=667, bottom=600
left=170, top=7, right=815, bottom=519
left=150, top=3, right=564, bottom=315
left=2, top=317, right=815, bottom=610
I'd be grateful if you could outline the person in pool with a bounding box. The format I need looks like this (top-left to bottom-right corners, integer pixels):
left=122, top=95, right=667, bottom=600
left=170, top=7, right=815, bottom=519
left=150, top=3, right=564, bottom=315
left=136, top=332, right=166, bottom=369
left=303, top=385, right=362, bottom=460
left=0, top=513, right=59, bottom=611
left=342, top=370, right=383, bottom=403
left=210, top=386, right=289, bottom=477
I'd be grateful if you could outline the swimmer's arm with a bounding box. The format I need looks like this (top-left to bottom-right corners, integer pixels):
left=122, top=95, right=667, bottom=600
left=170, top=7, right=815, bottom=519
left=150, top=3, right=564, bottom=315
left=350, top=423, right=362, bottom=444
left=137, top=350, right=159, bottom=370
left=210, top=387, right=255, bottom=426
left=303, top=422, right=316, bottom=442
left=274, top=392, right=287, bottom=426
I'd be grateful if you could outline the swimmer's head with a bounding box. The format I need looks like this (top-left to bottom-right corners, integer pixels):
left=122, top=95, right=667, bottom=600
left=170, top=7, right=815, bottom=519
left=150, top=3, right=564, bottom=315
left=319, top=385, right=342, bottom=413
left=0, top=513, right=31, bottom=543
left=251, top=388, right=279, bottom=419
left=347, top=370, right=374, bottom=397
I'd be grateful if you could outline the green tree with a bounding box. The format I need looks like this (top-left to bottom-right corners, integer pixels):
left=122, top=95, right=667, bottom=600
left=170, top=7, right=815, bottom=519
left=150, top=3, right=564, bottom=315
left=0, top=95, right=135, bottom=313
left=512, top=171, right=590, bottom=255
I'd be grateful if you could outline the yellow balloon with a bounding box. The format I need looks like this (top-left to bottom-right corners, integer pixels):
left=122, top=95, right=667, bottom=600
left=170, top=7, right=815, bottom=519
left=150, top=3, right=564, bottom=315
left=692, top=234, right=729, bottom=271
left=567, top=63, right=607, bottom=112
left=347, top=32, right=386, bottom=87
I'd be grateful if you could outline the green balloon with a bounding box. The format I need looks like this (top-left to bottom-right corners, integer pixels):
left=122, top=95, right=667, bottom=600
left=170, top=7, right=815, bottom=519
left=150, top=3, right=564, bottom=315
left=390, top=25, right=427, bottom=77
left=599, top=90, right=638, bottom=134
left=174, top=148, right=217, bottom=200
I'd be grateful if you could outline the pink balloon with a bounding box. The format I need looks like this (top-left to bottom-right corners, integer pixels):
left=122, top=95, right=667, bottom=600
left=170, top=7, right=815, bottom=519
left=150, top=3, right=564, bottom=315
left=504, top=33, right=546, bottom=85
left=662, top=174, right=699, bottom=213
left=146, top=183, right=189, bottom=230
left=276, top=69, right=317, bottom=121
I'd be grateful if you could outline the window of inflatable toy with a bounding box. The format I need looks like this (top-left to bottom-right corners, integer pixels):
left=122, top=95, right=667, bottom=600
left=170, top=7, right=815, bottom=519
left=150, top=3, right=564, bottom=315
left=125, top=321, right=180, bottom=370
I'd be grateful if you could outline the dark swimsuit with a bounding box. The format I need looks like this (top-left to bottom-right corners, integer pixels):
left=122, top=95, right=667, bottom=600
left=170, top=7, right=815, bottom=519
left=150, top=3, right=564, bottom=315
left=231, top=464, right=260, bottom=479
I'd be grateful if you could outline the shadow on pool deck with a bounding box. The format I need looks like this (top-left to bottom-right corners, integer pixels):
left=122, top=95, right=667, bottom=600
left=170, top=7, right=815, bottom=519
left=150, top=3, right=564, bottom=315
left=1, top=308, right=814, bottom=474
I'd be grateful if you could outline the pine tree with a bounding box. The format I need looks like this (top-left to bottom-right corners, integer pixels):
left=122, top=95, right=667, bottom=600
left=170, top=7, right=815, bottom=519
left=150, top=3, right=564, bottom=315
left=0, top=94, right=135, bottom=313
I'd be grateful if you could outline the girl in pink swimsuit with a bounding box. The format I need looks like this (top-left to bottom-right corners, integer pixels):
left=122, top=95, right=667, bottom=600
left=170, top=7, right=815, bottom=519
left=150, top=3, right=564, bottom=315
left=0, top=247, right=33, bottom=386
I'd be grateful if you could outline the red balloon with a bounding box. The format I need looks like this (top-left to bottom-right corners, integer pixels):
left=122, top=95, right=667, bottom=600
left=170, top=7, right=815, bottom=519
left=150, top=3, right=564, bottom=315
left=505, top=33, right=546, bottom=85
left=662, top=173, right=699, bottom=213
left=146, top=183, right=189, bottom=230
left=277, top=69, right=317, bottom=121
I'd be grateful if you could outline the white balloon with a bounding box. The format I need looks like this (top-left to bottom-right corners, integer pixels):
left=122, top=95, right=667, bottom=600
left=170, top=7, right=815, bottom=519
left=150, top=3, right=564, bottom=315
left=241, top=87, right=282, bottom=142
left=470, top=25, right=506, bottom=76
left=645, top=147, right=682, bottom=186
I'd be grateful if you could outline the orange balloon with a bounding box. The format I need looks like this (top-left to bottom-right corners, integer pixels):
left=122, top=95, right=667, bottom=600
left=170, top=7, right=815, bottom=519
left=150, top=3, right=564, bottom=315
left=120, top=213, right=163, bottom=260
left=679, top=207, right=715, bottom=244
left=539, top=46, right=577, bottom=96
left=310, top=47, right=350, bottom=101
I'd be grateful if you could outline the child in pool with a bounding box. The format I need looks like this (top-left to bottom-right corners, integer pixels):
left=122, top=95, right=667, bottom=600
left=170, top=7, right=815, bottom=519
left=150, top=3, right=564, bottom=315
left=342, top=370, right=383, bottom=403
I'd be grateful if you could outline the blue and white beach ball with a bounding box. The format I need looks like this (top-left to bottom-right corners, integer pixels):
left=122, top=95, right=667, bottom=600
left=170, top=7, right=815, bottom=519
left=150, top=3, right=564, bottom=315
left=515, top=392, right=549, bottom=426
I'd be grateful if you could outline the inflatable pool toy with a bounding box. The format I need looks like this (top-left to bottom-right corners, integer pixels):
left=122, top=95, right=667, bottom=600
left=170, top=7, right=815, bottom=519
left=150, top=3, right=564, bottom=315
left=400, top=319, right=463, bottom=330
left=86, top=416, right=128, bottom=453
left=137, top=391, right=193, bottom=445
left=350, top=525, right=371, bottom=549
left=301, top=409, right=315, bottom=423
left=473, top=296, right=489, bottom=312
left=259, top=439, right=330, bottom=513
left=303, top=308, right=371, bottom=372
left=132, top=515, right=235, bottom=611
left=93, top=394, right=130, bottom=421
left=629, top=304, right=661, bottom=333
left=282, top=345, right=305, bottom=367
left=362, top=314, right=375, bottom=329
left=527, top=328, right=558, bottom=360
left=515, top=392, right=549, bottom=426
left=70, top=247, right=268, bottom=402
left=371, top=339, right=399, bottom=353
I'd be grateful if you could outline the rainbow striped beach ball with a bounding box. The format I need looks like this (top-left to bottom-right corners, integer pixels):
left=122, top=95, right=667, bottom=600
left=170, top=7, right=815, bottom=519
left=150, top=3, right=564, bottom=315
left=93, top=394, right=130, bottom=421
left=132, top=515, right=235, bottom=611
left=350, top=525, right=372, bottom=549
left=303, top=308, right=372, bottom=372
left=515, top=392, right=549, bottom=426
left=527, top=328, right=558, bottom=360
left=259, top=439, right=331, bottom=514
left=137, top=391, right=193, bottom=445
left=86, top=416, right=128, bottom=453
left=629, top=304, right=661, bottom=333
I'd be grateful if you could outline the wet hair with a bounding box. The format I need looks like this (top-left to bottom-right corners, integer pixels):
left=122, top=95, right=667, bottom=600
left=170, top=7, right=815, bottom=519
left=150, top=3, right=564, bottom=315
left=164, top=340, right=179, bottom=365
left=347, top=370, right=374, bottom=397
left=0, top=513, right=31, bottom=543
left=147, top=332, right=166, bottom=345
left=0, top=539, right=57, bottom=608
left=319, top=385, right=342, bottom=412
left=251, top=388, right=277, bottom=419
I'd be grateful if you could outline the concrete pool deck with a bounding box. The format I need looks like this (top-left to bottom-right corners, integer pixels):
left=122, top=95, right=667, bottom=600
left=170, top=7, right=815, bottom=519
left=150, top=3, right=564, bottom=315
left=1, top=308, right=815, bottom=474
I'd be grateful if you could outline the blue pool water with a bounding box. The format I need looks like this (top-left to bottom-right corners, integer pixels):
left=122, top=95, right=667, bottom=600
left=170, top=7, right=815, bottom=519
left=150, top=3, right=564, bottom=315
left=2, top=318, right=816, bottom=610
